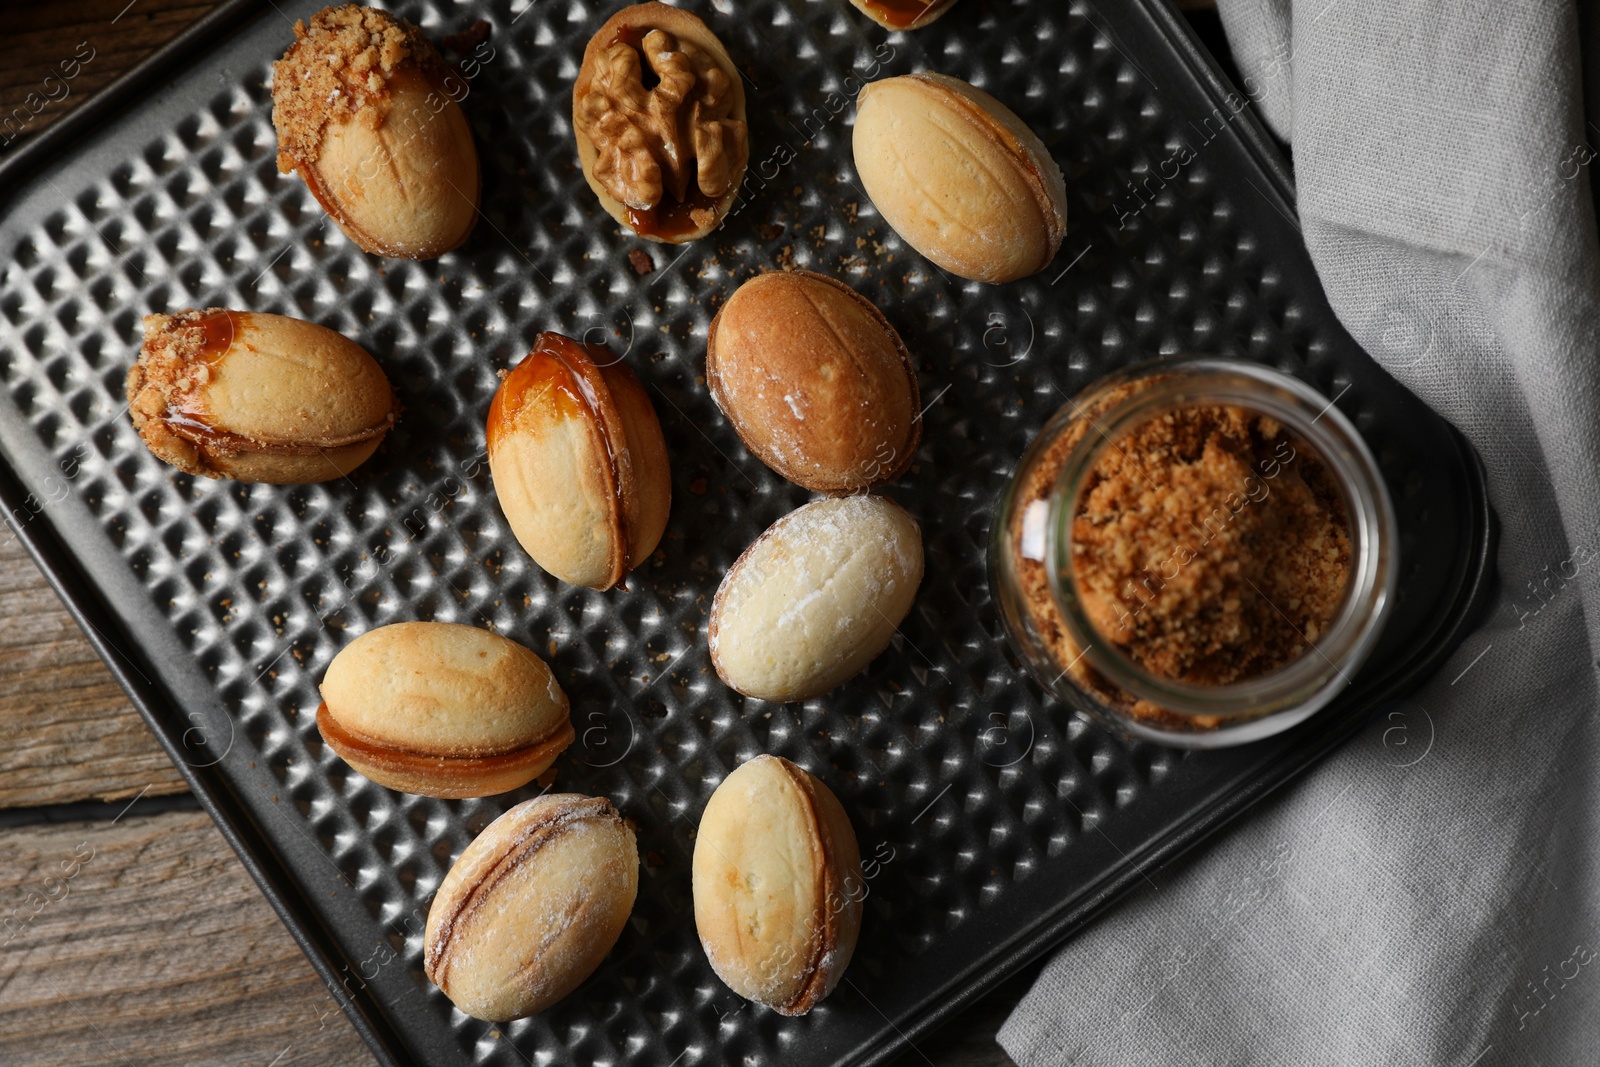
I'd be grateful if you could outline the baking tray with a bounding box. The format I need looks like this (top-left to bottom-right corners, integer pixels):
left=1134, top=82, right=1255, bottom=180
left=0, top=0, right=1495, bottom=1064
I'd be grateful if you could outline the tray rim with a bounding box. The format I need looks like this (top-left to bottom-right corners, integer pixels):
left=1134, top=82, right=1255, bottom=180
left=0, top=2, right=1500, bottom=1065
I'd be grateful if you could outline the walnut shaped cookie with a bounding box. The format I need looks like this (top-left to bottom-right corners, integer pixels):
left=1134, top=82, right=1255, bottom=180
left=271, top=4, right=480, bottom=260
left=572, top=2, right=749, bottom=244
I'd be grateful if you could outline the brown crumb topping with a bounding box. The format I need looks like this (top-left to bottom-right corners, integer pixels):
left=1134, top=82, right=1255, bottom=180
left=1072, top=405, right=1351, bottom=685
left=126, top=309, right=397, bottom=479
left=132, top=309, right=223, bottom=401
left=270, top=4, right=446, bottom=173
left=126, top=309, right=236, bottom=476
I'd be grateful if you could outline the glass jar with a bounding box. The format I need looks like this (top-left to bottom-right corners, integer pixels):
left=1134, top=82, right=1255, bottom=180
left=991, top=358, right=1398, bottom=747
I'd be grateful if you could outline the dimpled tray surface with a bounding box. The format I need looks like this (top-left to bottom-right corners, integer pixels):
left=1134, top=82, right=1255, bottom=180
left=0, top=0, right=1493, bottom=1064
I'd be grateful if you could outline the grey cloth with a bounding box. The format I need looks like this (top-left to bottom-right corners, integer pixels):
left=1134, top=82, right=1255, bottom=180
left=1000, top=2, right=1600, bottom=1065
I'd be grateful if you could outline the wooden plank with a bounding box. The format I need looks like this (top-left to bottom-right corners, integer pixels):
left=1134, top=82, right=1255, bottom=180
left=0, top=0, right=207, bottom=809
left=0, top=809, right=374, bottom=1066
left=0, top=535, right=189, bottom=807
left=0, top=0, right=217, bottom=151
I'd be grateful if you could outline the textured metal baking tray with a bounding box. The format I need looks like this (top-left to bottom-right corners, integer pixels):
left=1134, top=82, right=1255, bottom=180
left=0, top=0, right=1496, bottom=1064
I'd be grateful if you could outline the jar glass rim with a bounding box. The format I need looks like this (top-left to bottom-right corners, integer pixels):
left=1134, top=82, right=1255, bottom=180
left=1044, top=357, right=1398, bottom=720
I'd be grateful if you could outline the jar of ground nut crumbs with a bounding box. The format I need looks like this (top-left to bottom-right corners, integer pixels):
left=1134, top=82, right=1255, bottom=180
left=992, top=358, right=1398, bottom=747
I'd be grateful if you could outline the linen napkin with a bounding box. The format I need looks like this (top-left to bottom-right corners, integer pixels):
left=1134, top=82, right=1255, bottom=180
left=999, top=1, right=1600, bottom=1063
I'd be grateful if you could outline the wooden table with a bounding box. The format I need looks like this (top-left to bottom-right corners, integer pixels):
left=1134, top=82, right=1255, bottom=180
left=0, top=0, right=1221, bottom=1062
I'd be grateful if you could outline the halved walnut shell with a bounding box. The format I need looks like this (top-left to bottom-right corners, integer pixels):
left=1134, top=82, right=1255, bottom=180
left=425, top=794, right=638, bottom=1021
left=126, top=309, right=396, bottom=484
left=707, top=270, right=921, bottom=494
left=317, top=622, right=574, bottom=798
left=487, top=332, right=671, bottom=590
left=854, top=72, right=1067, bottom=283
left=693, top=755, right=863, bottom=1015
left=708, top=495, right=924, bottom=702
left=271, top=5, right=480, bottom=260
left=572, top=2, right=749, bottom=244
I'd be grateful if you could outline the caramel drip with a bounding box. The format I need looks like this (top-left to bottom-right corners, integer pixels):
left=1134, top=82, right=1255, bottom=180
left=625, top=185, right=720, bottom=241
left=162, top=310, right=236, bottom=441
left=861, top=0, right=937, bottom=28
left=158, top=311, right=238, bottom=445
left=191, top=310, right=236, bottom=360
left=613, top=23, right=648, bottom=47
left=488, top=333, right=631, bottom=585
left=161, top=407, right=228, bottom=445
left=161, top=404, right=390, bottom=457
